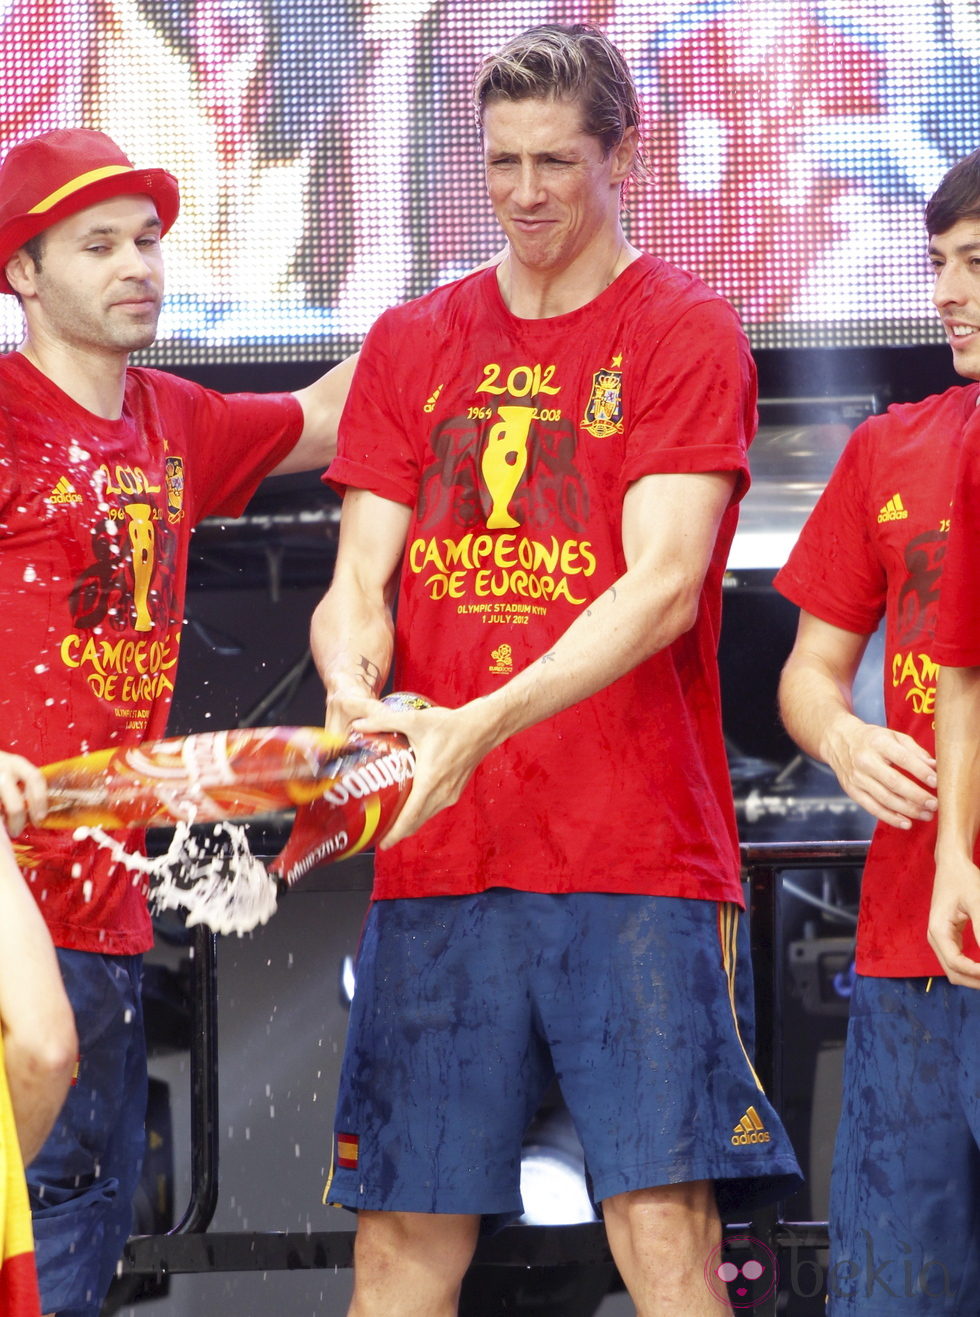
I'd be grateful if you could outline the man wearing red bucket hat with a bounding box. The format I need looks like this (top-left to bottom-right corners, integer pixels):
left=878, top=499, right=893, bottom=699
left=0, top=127, right=353, bottom=1316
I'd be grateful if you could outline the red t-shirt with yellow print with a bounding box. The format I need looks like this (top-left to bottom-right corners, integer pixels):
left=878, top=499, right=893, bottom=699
left=776, top=384, right=980, bottom=976
left=0, top=353, right=302, bottom=954
left=328, top=256, right=755, bottom=903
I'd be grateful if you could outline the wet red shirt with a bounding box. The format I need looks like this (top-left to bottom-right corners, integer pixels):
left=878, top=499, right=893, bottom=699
left=776, top=385, right=980, bottom=976
left=0, top=354, right=302, bottom=953
left=329, top=258, right=754, bottom=904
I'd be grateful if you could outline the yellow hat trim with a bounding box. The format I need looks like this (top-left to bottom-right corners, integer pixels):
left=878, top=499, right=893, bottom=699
left=28, top=164, right=135, bottom=216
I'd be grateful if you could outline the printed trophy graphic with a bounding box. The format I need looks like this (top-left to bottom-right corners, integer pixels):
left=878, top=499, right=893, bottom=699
left=126, top=503, right=155, bottom=632
left=481, top=405, right=533, bottom=529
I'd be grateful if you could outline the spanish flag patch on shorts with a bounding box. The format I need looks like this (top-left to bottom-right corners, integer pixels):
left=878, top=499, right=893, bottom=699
left=336, top=1132, right=359, bottom=1170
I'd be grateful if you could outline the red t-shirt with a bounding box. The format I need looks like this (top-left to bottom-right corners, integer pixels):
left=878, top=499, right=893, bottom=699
left=0, top=353, right=303, bottom=954
left=934, top=412, right=980, bottom=665
left=328, top=257, right=754, bottom=904
left=775, top=384, right=980, bottom=976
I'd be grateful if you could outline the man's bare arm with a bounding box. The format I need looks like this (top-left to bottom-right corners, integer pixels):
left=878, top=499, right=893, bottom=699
left=778, top=611, right=937, bottom=828
left=310, top=488, right=412, bottom=740
left=356, top=468, right=738, bottom=846
left=0, top=825, right=76, bottom=1163
left=930, top=664, right=980, bottom=984
left=0, top=749, right=47, bottom=836
left=268, top=352, right=359, bottom=476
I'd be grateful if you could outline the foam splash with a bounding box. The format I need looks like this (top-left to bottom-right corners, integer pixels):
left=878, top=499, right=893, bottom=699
left=74, top=820, right=280, bottom=936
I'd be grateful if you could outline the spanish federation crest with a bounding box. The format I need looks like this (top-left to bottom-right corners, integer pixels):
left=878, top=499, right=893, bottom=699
left=582, top=367, right=624, bottom=439
left=165, top=455, right=185, bottom=524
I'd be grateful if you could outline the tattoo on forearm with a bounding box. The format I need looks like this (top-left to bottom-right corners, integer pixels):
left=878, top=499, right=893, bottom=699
left=587, top=586, right=616, bottom=618
left=357, top=655, right=381, bottom=693
left=541, top=584, right=618, bottom=665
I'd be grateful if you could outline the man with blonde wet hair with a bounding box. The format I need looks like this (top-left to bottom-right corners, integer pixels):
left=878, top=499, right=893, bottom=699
left=473, top=21, right=647, bottom=167
left=313, top=24, right=800, bottom=1316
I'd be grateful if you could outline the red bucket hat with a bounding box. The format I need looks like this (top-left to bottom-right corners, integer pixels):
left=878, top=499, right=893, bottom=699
left=0, top=128, right=180, bottom=295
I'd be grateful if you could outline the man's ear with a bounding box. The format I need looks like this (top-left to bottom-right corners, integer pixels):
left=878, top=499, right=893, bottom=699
left=4, top=249, right=37, bottom=299
left=612, top=126, right=638, bottom=185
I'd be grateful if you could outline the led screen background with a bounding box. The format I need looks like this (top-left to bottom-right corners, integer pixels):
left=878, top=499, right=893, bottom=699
left=0, top=0, right=969, bottom=365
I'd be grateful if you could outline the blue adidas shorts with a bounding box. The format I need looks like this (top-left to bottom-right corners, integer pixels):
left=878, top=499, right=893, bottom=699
left=326, top=890, right=801, bottom=1227
left=28, top=949, right=147, bottom=1317
left=828, top=975, right=980, bottom=1315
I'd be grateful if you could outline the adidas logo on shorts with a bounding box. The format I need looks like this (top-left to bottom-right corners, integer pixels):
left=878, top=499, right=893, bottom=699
left=731, top=1105, right=771, bottom=1145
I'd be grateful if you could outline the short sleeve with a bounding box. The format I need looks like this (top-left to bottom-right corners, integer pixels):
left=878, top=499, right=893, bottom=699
left=0, top=407, right=19, bottom=521
left=621, top=298, right=755, bottom=501
left=325, top=313, right=419, bottom=506
left=142, top=373, right=304, bottom=523
left=774, top=420, right=886, bottom=636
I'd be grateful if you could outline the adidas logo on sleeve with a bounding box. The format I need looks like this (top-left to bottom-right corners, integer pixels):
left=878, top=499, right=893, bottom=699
left=877, top=493, right=908, bottom=523
left=47, top=475, right=82, bottom=505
